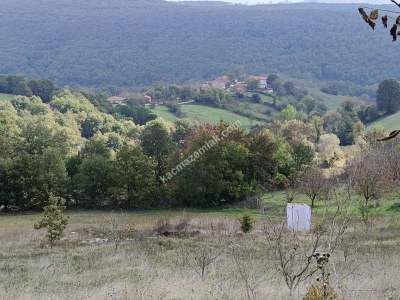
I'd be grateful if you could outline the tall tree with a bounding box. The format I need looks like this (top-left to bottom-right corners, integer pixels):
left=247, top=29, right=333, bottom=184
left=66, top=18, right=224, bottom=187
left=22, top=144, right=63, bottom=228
left=28, top=79, right=57, bottom=103
left=113, top=145, right=157, bottom=209
left=376, top=79, right=400, bottom=114
left=141, top=121, right=173, bottom=181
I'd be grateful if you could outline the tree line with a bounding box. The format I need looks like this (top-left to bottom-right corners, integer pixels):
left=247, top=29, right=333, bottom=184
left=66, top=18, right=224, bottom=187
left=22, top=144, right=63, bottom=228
left=0, top=75, right=57, bottom=102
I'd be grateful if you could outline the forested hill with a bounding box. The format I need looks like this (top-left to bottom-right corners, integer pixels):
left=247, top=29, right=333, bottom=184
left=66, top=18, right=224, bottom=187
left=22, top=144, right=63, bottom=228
left=0, top=0, right=398, bottom=87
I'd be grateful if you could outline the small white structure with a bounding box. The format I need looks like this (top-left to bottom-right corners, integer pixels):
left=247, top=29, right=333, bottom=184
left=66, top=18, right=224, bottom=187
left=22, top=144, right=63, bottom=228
left=287, top=204, right=312, bottom=232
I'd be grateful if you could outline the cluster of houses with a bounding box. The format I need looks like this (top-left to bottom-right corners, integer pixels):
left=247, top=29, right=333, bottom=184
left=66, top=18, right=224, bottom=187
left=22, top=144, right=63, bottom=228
left=205, top=75, right=274, bottom=95
left=107, top=74, right=273, bottom=106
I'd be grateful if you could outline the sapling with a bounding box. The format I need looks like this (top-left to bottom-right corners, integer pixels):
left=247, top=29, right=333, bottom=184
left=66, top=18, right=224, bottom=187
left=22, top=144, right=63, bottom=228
left=239, top=214, right=254, bottom=234
left=34, top=194, right=68, bottom=248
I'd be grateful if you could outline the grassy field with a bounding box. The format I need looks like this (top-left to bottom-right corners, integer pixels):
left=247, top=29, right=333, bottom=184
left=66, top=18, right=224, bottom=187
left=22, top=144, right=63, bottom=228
left=370, top=111, right=400, bottom=132
left=152, top=104, right=260, bottom=129
left=291, top=79, right=363, bottom=111
left=1, top=192, right=400, bottom=299
left=150, top=105, right=177, bottom=123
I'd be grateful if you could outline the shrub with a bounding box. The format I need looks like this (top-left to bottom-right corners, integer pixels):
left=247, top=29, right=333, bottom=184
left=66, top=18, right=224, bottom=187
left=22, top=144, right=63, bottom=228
left=303, top=284, right=338, bottom=300
left=239, top=214, right=254, bottom=233
left=103, top=213, right=136, bottom=251
left=34, top=194, right=68, bottom=248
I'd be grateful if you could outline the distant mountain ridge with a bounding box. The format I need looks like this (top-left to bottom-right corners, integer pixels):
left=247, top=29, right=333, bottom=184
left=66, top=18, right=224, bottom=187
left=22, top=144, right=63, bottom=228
left=0, top=0, right=398, bottom=87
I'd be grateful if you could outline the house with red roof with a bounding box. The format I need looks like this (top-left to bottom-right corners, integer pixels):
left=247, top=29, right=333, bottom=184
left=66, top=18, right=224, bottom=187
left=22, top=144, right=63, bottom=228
left=107, top=96, right=127, bottom=105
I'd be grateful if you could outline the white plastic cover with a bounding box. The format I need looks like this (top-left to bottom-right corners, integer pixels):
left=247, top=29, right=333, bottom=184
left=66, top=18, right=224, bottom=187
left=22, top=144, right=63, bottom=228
left=287, top=203, right=311, bottom=232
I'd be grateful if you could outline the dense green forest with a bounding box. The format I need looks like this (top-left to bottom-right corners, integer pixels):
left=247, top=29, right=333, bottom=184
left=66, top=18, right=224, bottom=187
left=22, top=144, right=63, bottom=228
left=0, top=0, right=398, bottom=87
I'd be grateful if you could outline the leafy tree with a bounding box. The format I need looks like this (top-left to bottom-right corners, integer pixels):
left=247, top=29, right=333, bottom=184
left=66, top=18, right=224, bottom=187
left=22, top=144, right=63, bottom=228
left=28, top=79, right=57, bottom=103
left=13, top=148, right=68, bottom=209
left=174, top=127, right=254, bottom=207
left=364, top=125, right=387, bottom=145
left=301, top=96, right=316, bottom=115
left=0, top=76, right=32, bottom=96
left=276, top=105, right=305, bottom=121
left=247, top=130, right=278, bottom=187
left=34, top=194, right=68, bottom=248
left=283, top=81, right=295, bottom=96
left=267, top=74, right=280, bottom=89
left=317, top=134, right=342, bottom=167
left=271, top=135, right=296, bottom=185
left=72, top=140, right=114, bottom=208
left=81, top=114, right=103, bottom=139
left=73, top=155, right=115, bottom=208
left=376, top=79, right=400, bottom=114
left=114, top=103, right=156, bottom=125
left=9, top=117, right=69, bottom=209
left=336, top=100, right=361, bottom=145
left=291, top=140, right=314, bottom=171
left=172, top=120, right=192, bottom=147
left=14, top=81, right=33, bottom=97
left=141, top=121, right=173, bottom=180
left=357, top=104, right=380, bottom=123
left=113, top=145, right=157, bottom=208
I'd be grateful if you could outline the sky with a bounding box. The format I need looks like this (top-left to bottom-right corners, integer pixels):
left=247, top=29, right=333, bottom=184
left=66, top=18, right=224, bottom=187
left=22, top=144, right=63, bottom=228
left=167, top=0, right=389, bottom=5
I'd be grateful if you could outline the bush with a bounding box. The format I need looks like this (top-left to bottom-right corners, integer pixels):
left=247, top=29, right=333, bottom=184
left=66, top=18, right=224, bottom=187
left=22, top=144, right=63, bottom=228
left=303, top=284, right=338, bottom=300
left=239, top=214, right=254, bottom=233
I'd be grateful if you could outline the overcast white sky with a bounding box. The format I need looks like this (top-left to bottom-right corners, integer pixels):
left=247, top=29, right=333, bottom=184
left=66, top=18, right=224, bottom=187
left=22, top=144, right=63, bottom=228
left=168, top=0, right=388, bottom=5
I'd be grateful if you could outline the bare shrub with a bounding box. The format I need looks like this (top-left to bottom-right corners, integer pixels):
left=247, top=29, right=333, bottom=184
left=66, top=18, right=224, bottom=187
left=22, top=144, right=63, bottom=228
left=188, top=239, right=228, bottom=280
left=346, top=147, right=392, bottom=224
left=102, top=213, right=136, bottom=251
left=265, top=222, right=323, bottom=296
left=230, top=243, right=260, bottom=300
left=153, top=217, right=195, bottom=237
left=283, top=175, right=299, bottom=203
left=298, top=166, right=329, bottom=208
left=265, top=202, right=349, bottom=297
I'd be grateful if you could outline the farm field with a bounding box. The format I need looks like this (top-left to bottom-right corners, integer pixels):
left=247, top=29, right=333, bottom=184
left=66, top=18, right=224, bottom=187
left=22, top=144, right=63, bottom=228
left=2, top=192, right=400, bottom=300
left=152, top=104, right=260, bottom=128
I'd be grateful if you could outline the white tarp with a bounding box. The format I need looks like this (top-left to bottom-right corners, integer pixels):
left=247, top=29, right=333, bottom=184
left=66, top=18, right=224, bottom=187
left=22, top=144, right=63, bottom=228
left=287, top=203, right=311, bottom=232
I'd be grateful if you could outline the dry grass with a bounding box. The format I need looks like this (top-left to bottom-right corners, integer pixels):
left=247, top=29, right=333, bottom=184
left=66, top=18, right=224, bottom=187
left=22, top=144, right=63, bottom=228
left=1, top=211, right=400, bottom=299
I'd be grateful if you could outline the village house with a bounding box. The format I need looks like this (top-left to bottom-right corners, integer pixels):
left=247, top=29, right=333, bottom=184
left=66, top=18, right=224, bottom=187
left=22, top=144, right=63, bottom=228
left=248, top=75, right=268, bottom=89
left=144, top=95, right=152, bottom=104
left=107, top=96, right=127, bottom=105
left=232, top=82, right=247, bottom=95
left=248, top=75, right=274, bottom=93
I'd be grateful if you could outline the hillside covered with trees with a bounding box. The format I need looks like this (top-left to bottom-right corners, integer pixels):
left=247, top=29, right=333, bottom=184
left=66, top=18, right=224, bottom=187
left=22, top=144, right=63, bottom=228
left=0, top=0, right=399, bottom=87
left=1, top=79, right=398, bottom=212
